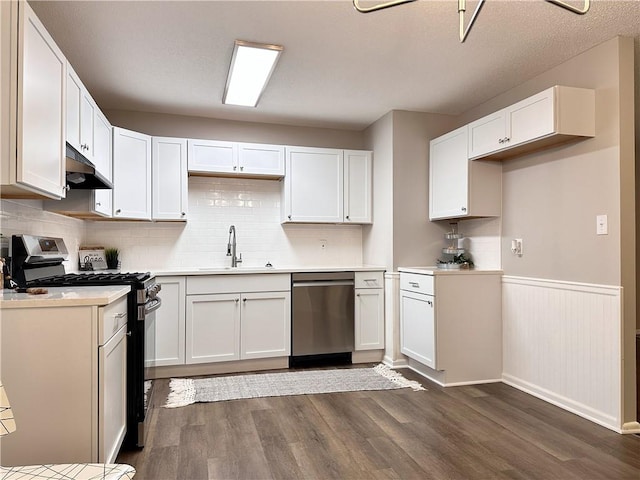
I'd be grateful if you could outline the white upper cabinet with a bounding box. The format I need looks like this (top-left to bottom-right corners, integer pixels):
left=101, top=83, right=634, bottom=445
left=112, top=127, right=152, bottom=220
left=282, top=146, right=344, bottom=223
left=282, top=146, right=373, bottom=224
left=238, top=142, right=285, bottom=177
left=344, top=150, right=372, bottom=224
left=429, top=125, right=501, bottom=221
left=0, top=1, right=66, bottom=199
left=468, top=85, right=595, bottom=161
left=187, top=139, right=236, bottom=174
left=152, top=137, right=188, bottom=221
left=187, top=139, right=284, bottom=178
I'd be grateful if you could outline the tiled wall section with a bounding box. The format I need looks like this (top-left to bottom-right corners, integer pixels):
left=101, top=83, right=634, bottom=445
left=0, top=199, right=85, bottom=271
left=458, top=217, right=502, bottom=270
left=84, top=177, right=364, bottom=271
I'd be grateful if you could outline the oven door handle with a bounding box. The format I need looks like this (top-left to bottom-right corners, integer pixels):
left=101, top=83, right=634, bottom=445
left=143, top=297, right=162, bottom=317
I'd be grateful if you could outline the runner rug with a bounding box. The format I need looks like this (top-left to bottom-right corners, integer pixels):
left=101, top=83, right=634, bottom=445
left=164, top=364, right=424, bottom=408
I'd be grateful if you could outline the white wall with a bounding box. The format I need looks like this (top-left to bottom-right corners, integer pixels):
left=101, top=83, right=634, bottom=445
left=83, top=176, right=363, bottom=271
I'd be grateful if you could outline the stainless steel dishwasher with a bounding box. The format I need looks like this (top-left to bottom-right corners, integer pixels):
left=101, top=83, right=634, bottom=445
left=291, top=272, right=354, bottom=366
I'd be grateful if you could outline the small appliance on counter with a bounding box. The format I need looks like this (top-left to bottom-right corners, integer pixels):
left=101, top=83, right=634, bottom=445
left=437, top=223, right=474, bottom=270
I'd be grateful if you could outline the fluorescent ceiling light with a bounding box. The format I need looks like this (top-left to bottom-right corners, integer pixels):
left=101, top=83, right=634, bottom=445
left=223, top=40, right=283, bottom=107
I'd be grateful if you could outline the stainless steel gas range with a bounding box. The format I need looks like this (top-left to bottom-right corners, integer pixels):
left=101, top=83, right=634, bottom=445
left=9, top=234, right=161, bottom=449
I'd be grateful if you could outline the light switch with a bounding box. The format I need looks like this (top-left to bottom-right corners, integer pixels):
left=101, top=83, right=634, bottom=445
left=596, top=215, right=608, bottom=235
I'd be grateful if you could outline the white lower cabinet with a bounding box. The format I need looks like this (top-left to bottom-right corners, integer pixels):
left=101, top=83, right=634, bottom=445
left=154, top=276, right=186, bottom=366
left=399, top=269, right=502, bottom=385
left=184, top=274, right=291, bottom=365
left=354, top=271, right=384, bottom=351
left=99, top=323, right=127, bottom=464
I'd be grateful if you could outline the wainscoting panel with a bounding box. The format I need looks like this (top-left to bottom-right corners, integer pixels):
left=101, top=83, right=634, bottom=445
left=502, top=276, right=622, bottom=431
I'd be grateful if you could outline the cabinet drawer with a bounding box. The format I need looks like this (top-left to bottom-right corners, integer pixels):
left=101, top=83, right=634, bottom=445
left=100, top=295, right=128, bottom=346
left=355, top=271, right=384, bottom=289
left=187, top=273, right=291, bottom=295
left=400, top=273, right=434, bottom=295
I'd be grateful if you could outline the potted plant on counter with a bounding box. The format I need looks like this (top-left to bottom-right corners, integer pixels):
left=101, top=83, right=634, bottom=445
left=105, top=248, right=120, bottom=270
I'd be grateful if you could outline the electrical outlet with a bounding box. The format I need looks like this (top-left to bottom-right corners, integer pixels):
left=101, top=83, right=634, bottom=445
left=319, top=239, right=327, bottom=250
left=511, top=238, right=523, bottom=256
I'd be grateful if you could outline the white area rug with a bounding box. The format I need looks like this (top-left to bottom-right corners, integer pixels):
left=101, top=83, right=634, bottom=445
left=165, top=364, right=424, bottom=408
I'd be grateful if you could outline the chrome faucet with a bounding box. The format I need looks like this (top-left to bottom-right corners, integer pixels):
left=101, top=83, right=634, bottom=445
left=226, top=225, right=242, bottom=267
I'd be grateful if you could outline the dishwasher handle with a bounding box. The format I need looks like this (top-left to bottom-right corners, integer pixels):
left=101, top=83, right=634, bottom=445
left=293, top=281, right=355, bottom=288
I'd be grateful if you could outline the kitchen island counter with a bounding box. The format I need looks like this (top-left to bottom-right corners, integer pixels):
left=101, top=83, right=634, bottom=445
left=0, top=285, right=129, bottom=308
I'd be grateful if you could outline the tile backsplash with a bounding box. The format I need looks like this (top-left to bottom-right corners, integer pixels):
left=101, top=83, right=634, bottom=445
left=83, top=177, right=364, bottom=271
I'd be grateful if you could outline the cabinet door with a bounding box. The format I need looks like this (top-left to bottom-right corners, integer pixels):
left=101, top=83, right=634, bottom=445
left=79, top=90, right=95, bottom=159
left=344, top=150, right=372, bottom=224
left=66, top=65, right=82, bottom=153
left=506, top=88, right=554, bottom=148
left=113, top=127, right=151, bottom=220
left=355, top=288, right=384, bottom=350
left=283, top=147, right=343, bottom=223
left=99, top=324, right=127, bottom=463
left=429, top=126, right=469, bottom=220
left=187, top=139, right=237, bottom=174
left=240, top=291, right=291, bottom=359
left=238, top=143, right=285, bottom=177
left=468, top=110, right=506, bottom=160
left=152, top=137, right=188, bottom=221
left=16, top=1, right=66, bottom=199
left=92, top=111, right=112, bottom=217
left=154, top=276, right=186, bottom=366
left=400, top=290, right=436, bottom=369
left=186, top=293, right=240, bottom=364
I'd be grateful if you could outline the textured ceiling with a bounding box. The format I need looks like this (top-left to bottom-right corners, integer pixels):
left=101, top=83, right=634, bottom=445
left=29, top=0, right=640, bottom=130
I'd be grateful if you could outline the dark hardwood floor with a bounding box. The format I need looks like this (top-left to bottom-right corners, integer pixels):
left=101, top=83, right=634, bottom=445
left=117, top=367, right=640, bottom=479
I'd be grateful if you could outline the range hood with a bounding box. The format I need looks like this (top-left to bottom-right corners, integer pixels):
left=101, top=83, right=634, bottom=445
left=65, top=143, right=113, bottom=190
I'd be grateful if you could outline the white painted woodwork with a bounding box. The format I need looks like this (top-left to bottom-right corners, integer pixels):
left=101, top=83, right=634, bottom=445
left=468, top=85, right=595, bottom=160
left=355, top=288, right=385, bottom=350
left=240, top=291, right=291, bottom=359
left=185, top=274, right=292, bottom=365
left=400, top=289, right=436, bottom=368
left=154, top=276, right=186, bottom=366
left=99, top=294, right=128, bottom=345
left=66, top=64, right=82, bottom=153
left=99, top=324, right=127, bottom=463
left=238, top=142, right=285, bottom=176
left=187, top=139, right=237, bottom=174
left=80, top=88, right=94, bottom=159
left=93, top=110, right=112, bottom=216
left=112, top=127, right=152, bottom=220
left=344, top=150, right=372, bottom=223
left=186, top=273, right=290, bottom=295
left=354, top=271, right=384, bottom=289
left=429, top=125, right=502, bottom=221
left=152, top=136, right=188, bottom=221
left=1, top=1, right=66, bottom=199
left=0, top=294, right=128, bottom=466
left=283, top=146, right=344, bottom=223
left=186, top=293, right=241, bottom=364
left=502, top=276, right=622, bottom=432
left=399, top=270, right=502, bottom=385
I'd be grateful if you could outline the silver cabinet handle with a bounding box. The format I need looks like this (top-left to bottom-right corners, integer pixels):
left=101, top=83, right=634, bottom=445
left=126, top=331, right=132, bottom=337
left=346, top=215, right=350, bottom=220
left=181, top=212, right=186, bottom=216
left=427, top=300, right=433, bottom=307
left=96, top=202, right=101, bottom=206
left=288, top=215, right=292, bottom=220
left=114, top=312, right=126, bottom=319
left=233, top=165, right=237, bottom=171
left=240, top=166, right=244, bottom=171
left=461, top=207, right=467, bottom=212
left=356, top=293, right=360, bottom=297
left=235, top=298, right=239, bottom=303
left=115, top=209, right=121, bottom=214
left=243, top=298, right=247, bottom=303
left=409, top=281, right=419, bottom=288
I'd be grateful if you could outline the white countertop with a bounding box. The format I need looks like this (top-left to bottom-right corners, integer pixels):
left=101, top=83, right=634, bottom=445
left=1, top=286, right=130, bottom=309
left=153, top=265, right=387, bottom=276
left=398, top=266, right=503, bottom=275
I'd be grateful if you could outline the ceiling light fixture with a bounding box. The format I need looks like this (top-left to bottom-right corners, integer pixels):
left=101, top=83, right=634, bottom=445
left=352, top=0, right=590, bottom=43
left=223, top=40, right=283, bottom=107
